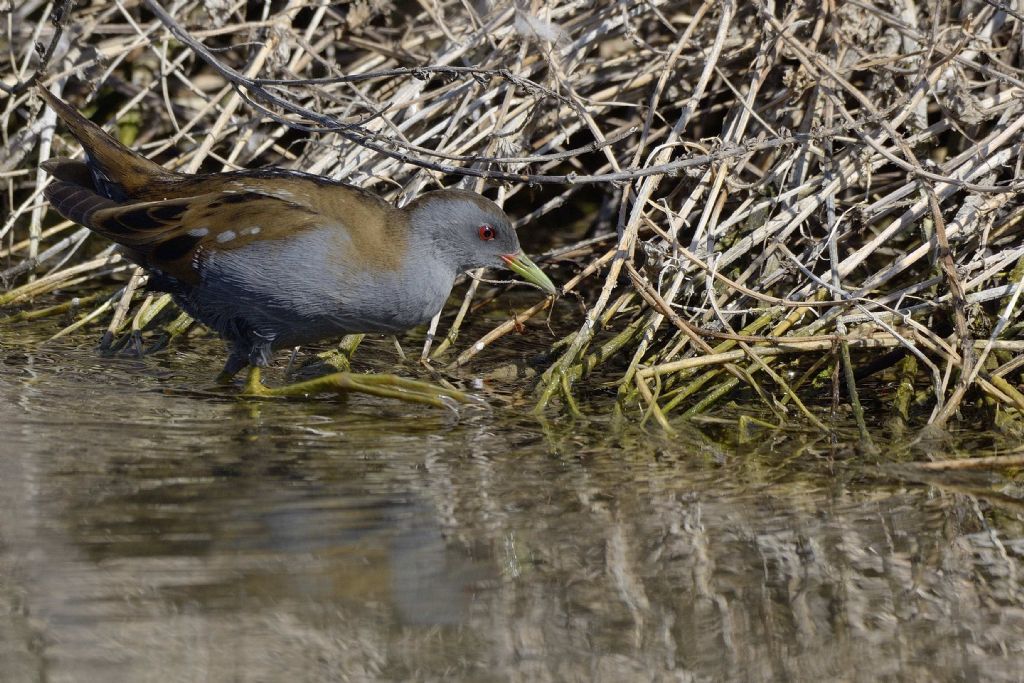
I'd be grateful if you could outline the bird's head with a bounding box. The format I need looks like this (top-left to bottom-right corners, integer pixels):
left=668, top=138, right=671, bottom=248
left=404, top=188, right=557, bottom=295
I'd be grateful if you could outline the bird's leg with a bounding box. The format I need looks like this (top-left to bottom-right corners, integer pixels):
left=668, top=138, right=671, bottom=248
left=237, top=364, right=472, bottom=408
left=233, top=337, right=473, bottom=407
left=292, top=334, right=364, bottom=378
left=318, top=334, right=365, bottom=373
left=215, top=369, right=238, bottom=385
left=338, top=333, right=364, bottom=363
left=216, top=352, right=249, bottom=385
left=240, top=366, right=269, bottom=396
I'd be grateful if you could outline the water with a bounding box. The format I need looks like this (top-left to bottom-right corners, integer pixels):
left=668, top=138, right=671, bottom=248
left=1, top=314, right=1024, bottom=681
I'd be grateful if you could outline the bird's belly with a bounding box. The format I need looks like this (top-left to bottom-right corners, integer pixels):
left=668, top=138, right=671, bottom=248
left=276, top=296, right=442, bottom=347
left=191, top=234, right=454, bottom=350
left=306, top=274, right=453, bottom=339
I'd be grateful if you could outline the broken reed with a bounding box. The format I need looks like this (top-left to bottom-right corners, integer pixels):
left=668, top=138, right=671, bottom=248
left=2, top=0, right=1024, bottom=427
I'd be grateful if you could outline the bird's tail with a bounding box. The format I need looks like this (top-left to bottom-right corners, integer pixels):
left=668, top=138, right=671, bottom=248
left=36, top=85, right=180, bottom=201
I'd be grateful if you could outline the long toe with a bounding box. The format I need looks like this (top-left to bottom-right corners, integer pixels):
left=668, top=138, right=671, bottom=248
left=241, top=371, right=477, bottom=408
left=355, top=375, right=476, bottom=407
left=349, top=373, right=473, bottom=402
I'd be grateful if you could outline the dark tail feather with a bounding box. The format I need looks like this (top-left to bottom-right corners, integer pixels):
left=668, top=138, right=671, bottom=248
left=44, top=180, right=119, bottom=228
left=41, top=158, right=95, bottom=187
left=36, top=86, right=180, bottom=197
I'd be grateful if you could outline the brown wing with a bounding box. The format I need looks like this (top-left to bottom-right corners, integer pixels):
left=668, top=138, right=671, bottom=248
left=85, top=190, right=322, bottom=284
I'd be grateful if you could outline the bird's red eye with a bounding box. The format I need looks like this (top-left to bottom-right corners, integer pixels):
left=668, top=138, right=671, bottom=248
left=478, top=224, right=496, bottom=241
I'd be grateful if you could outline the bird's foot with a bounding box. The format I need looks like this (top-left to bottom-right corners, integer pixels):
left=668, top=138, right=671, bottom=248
left=238, top=366, right=474, bottom=408
left=240, top=366, right=270, bottom=396
left=287, top=335, right=365, bottom=380
left=309, top=349, right=352, bottom=374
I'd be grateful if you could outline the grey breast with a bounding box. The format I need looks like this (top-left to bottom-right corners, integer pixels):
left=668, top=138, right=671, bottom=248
left=193, top=228, right=456, bottom=347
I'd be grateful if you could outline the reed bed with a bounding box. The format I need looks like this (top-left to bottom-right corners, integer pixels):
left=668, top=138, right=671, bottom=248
left=2, top=0, right=1024, bottom=429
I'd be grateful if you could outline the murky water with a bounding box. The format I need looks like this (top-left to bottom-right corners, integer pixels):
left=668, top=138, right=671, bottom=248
left=2, top=312, right=1024, bottom=682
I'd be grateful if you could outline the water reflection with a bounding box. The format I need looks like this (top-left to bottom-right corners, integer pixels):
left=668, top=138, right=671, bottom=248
left=1, top=326, right=1023, bottom=680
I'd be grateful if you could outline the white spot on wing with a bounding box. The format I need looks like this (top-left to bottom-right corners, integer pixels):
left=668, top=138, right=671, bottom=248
left=216, top=230, right=236, bottom=243
left=188, top=227, right=209, bottom=237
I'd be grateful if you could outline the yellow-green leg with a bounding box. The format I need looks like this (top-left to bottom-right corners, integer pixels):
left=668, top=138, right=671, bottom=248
left=241, top=366, right=269, bottom=396
left=289, top=334, right=364, bottom=379
left=238, top=366, right=473, bottom=408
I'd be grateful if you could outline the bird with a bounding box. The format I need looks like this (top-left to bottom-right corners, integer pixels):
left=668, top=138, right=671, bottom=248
left=36, top=86, right=557, bottom=406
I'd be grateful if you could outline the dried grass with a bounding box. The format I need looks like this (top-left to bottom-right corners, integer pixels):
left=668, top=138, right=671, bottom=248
left=2, top=0, right=1024, bottom=428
